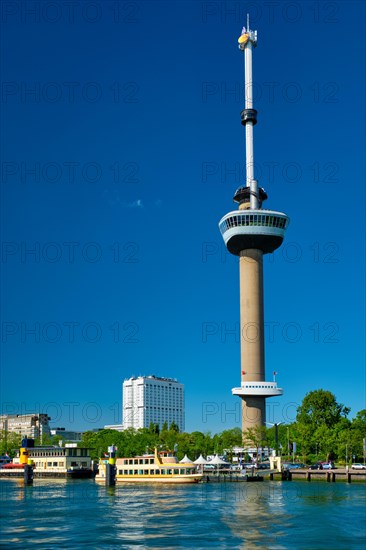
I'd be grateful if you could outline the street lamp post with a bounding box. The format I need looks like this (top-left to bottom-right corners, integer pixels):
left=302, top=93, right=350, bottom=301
left=265, top=422, right=283, bottom=457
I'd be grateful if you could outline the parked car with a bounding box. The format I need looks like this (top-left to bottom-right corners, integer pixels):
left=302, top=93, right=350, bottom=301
left=283, top=463, right=305, bottom=470
left=351, top=463, right=366, bottom=470
left=229, top=464, right=243, bottom=472
left=320, top=461, right=335, bottom=470
left=309, top=462, right=323, bottom=470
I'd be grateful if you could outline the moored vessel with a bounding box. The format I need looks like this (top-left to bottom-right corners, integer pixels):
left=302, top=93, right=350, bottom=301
left=95, top=449, right=202, bottom=484
left=0, top=438, right=93, bottom=479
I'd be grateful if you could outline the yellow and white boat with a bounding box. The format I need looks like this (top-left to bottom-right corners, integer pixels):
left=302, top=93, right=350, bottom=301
left=95, top=449, right=202, bottom=484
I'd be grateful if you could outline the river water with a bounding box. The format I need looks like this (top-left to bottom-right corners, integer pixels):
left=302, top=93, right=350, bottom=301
left=0, top=479, right=365, bottom=549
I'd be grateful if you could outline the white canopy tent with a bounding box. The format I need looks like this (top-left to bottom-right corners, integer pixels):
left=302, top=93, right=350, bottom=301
left=193, top=455, right=208, bottom=465
left=193, top=454, right=208, bottom=473
left=207, top=454, right=230, bottom=476
left=179, top=454, right=193, bottom=464
left=209, top=454, right=230, bottom=465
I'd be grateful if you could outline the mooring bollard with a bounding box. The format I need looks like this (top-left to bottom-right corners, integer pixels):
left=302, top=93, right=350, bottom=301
left=106, top=462, right=116, bottom=486
left=105, top=445, right=117, bottom=486
left=24, top=460, right=34, bottom=484
left=281, top=470, right=292, bottom=481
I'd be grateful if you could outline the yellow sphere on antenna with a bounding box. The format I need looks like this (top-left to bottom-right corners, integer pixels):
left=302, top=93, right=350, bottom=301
left=238, top=33, right=249, bottom=45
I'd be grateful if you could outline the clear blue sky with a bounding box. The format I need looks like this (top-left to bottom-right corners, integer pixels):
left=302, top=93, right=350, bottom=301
left=1, top=0, right=365, bottom=434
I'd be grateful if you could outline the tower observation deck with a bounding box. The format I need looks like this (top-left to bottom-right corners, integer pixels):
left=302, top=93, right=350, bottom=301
left=218, top=17, right=289, bottom=433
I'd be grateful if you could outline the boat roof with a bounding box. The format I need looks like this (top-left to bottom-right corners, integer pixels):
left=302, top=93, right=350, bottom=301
left=117, top=451, right=177, bottom=460
left=16, top=445, right=91, bottom=451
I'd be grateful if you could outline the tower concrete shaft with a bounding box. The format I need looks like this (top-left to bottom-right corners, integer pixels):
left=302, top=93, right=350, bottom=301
left=240, top=249, right=266, bottom=430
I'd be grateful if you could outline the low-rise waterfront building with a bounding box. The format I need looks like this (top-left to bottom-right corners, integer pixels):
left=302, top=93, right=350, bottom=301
left=0, top=413, right=50, bottom=439
left=50, top=428, right=83, bottom=442
left=103, top=424, right=124, bottom=431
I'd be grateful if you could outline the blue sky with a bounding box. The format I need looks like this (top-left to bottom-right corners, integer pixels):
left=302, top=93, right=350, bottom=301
left=1, top=0, right=365, bottom=434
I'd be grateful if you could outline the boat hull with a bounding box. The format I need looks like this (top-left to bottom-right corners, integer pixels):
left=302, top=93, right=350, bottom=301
left=95, top=473, right=202, bottom=484
left=116, top=474, right=202, bottom=483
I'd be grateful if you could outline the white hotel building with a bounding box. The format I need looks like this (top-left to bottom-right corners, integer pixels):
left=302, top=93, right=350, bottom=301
left=122, top=375, right=185, bottom=432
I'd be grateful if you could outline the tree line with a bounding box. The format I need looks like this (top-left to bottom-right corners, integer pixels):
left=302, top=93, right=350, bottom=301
left=1, top=390, right=365, bottom=464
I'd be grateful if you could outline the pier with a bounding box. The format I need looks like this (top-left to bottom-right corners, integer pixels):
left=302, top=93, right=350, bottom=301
left=278, top=468, right=366, bottom=483
left=200, top=468, right=366, bottom=483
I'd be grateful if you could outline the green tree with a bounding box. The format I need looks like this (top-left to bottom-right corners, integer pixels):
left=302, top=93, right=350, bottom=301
left=169, top=422, right=179, bottom=433
left=296, top=389, right=350, bottom=429
left=148, top=422, right=160, bottom=435
left=160, top=424, right=179, bottom=452
left=294, top=390, right=353, bottom=462
left=348, top=410, right=366, bottom=461
left=0, top=430, right=22, bottom=457
left=351, top=410, right=366, bottom=432
left=189, top=431, right=213, bottom=458
left=242, top=426, right=267, bottom=463
left=174, top=432, right=192, bottom=460
left=220, top=428, right=242, bottom=448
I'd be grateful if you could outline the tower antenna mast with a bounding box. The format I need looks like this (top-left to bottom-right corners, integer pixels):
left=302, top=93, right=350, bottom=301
left=239, top=13, right=258, bottom=208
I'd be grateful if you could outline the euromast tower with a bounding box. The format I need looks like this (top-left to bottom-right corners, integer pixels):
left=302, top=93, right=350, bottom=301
left=219, top=19, right=289, bottom=432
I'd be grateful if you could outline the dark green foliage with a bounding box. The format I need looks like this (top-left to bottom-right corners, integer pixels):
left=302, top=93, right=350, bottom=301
left=296, top=389, right=350, bottom=429
left=0, top=430, right=22, bottom=457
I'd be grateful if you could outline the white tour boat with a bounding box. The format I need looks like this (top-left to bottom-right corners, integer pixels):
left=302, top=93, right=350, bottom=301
left=95, top=449, right=202, bottom=484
